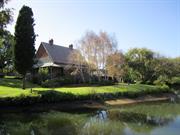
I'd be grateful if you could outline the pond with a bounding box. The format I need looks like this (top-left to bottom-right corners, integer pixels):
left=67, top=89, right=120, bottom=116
left=0, top=100, right=180, bottom=135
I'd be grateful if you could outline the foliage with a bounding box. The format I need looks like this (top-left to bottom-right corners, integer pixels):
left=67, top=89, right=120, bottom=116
left=0, top=32, right=14, bottom=72
left=67, top=47, right=87, bottom=83
left=171, top=77, right=180, bottom=85
left=14, top=5, right=36, bottom=89
left=124, top=48, right=180, bottom=85
left=106, top=51, right=125, bottom=82
left=153, top=75, right=170, bottom=86
left=0, top=0, right=13, bottom=35
left=78, top=31, right=117, bottom=82
left=41, top=77, right=74, bottom=88
left=41, top=79, right=60, bottom=88
left=0, top=0, right=13, bottom=74
left=0, top=0, right=10, bottom=8
left=125, top=48, right=157, bottom=84
left=89, top=79, right=114, bottom=86
left=40, top=91, right=76, bottom=102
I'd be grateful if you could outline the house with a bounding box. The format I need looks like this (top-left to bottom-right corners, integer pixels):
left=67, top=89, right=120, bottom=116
left=34, top=39, right=77, bottom=77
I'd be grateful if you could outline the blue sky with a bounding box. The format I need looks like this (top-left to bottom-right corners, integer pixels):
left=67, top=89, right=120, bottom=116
left=7, top=0, right=180, bottom=57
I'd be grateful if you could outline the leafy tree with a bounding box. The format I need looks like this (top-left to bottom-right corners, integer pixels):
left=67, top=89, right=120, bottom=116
left=0, top=32, right=14, bottom=72
left=14, top=5, right=36, bottom=89
left=106, top=51, right=125, bottom=82
left=171, top=57, right=180, bottom=77
left=67, top=46, right=87, bottom=83
left=154, top=56, right=180, bottom=85
left=126, top=48, right=157, bottom=84
left=79, top=31, right=117, bottom=82
left=0, top=0, right=13, bottom=35
left=0, top=0, right=13, bottom=73
left=0, top=0, right=10, bottom=8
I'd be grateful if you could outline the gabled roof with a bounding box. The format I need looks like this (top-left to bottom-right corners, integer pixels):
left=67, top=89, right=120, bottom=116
left=41, top=42, right=76, bottom=65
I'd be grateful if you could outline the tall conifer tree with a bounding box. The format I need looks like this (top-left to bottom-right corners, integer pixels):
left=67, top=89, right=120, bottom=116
left=14, top=5, right=36, bottom=89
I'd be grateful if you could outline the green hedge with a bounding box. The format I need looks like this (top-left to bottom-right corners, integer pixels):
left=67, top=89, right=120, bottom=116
left=41, top=77, right=75, bottom=88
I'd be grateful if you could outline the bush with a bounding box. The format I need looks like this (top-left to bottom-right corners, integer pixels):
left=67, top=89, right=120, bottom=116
left=0, top=93, right=41, bottom=106
left=30, top=72, right=50, bottom=85
left=89, top=78, right=114, bottom=86
left=40, top=91, right=76, bottom=102
left=41, top=79, right=60, bottom=88
left=31, top=74, right=41, bottom=84
left=98, top=80, right=114, bottom=85
left=153, top=75, right=170, bottom=86
left=170, top=77, right=180, bottom=85
left=41, top=77, right=75, bottom=88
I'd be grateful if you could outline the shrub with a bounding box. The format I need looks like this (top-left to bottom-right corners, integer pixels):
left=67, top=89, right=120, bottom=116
left=31, top=74, right=42, bottom=84
left=89, top=79, right=114, bottom=86
left=153, top=75, right=170, bottom=86
left=40, top=91, right=76, bottom=102
left=41, top=79, right=60, bottom=88
left=170, top=77, right=180, bottom=85
left=41, top=77, right=75, bottom=88
left=98, top=80, right=114, bottom=85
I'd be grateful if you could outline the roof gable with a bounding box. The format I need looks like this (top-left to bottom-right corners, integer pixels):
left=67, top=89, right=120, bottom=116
left=40, top=42, right=76, bottom=64
left=36, top=44, right=48, bottom=59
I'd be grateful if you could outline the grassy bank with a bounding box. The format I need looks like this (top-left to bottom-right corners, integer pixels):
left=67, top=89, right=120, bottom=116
left=0, top=77, right=170, bottom=97
left=0, top=77, right=171, bottom=106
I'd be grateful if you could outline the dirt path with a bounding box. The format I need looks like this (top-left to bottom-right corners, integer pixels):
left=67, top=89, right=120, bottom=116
left=105, top=94, right=173, bottom=106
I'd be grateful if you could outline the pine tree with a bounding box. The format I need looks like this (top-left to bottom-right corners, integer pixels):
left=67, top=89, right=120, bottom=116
left=14, top=5, right=36, bottom=89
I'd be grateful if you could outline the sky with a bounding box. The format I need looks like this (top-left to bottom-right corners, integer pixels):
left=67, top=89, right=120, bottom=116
left=6, top=0, right=180, bottom=57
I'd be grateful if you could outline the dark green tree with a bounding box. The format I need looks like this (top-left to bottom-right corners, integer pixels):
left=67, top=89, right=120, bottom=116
left=125, top=48, right=157, bottom=84
left=0, top=0, right=10, bottom=8
left=154, top=56, right=180, bottom=85
left=0, top=32, right=14, bottom=72
left=0, top=0, right=13, bottom=73
left=0, top=0, right=13, bottom=36
left=14, top=5, right=36, bottom=89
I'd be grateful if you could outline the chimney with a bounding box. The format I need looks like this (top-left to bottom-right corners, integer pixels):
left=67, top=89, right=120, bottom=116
left=69, top=44, right=73, bottom=49
left=49, top=39, right=54, bottom=45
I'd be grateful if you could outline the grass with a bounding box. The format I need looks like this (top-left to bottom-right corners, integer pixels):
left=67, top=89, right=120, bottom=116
left=0, top=77, right=169, bottom=102
left=0, top=77, right=169, bottom=98
left=0, top=77, right=39, bottom=97
left=37, top=84, right=161, bottom=95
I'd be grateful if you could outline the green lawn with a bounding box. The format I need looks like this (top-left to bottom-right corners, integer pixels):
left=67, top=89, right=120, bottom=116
left=0, top=77, right=168, bottom=97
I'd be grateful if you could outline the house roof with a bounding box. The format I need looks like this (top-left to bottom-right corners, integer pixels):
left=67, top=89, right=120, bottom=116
left=41, top=42, right=76, bottom=65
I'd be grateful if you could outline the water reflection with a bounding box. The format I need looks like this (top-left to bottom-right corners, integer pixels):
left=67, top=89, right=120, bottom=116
left=96, top=110, right=108, bottom=120
left=0, top=101, right=180, bottom=135
left=106, top=110, right=173, bottom=126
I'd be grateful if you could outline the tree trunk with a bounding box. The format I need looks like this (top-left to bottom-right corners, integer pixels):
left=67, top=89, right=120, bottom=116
left=22, top=75, right=26, bottom=89
left=88, top=67, right=91, bottom=83
left=80, top=67, right=85, bottom=83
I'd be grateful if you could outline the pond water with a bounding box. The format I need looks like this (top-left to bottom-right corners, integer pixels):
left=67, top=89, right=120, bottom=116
left=0, top=100, right=180, bottom=135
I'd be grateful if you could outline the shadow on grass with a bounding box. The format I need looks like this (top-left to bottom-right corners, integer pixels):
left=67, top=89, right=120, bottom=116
left=0, top=78, right=40, bottom=89
left=59, top=83, right=119, bottom=88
